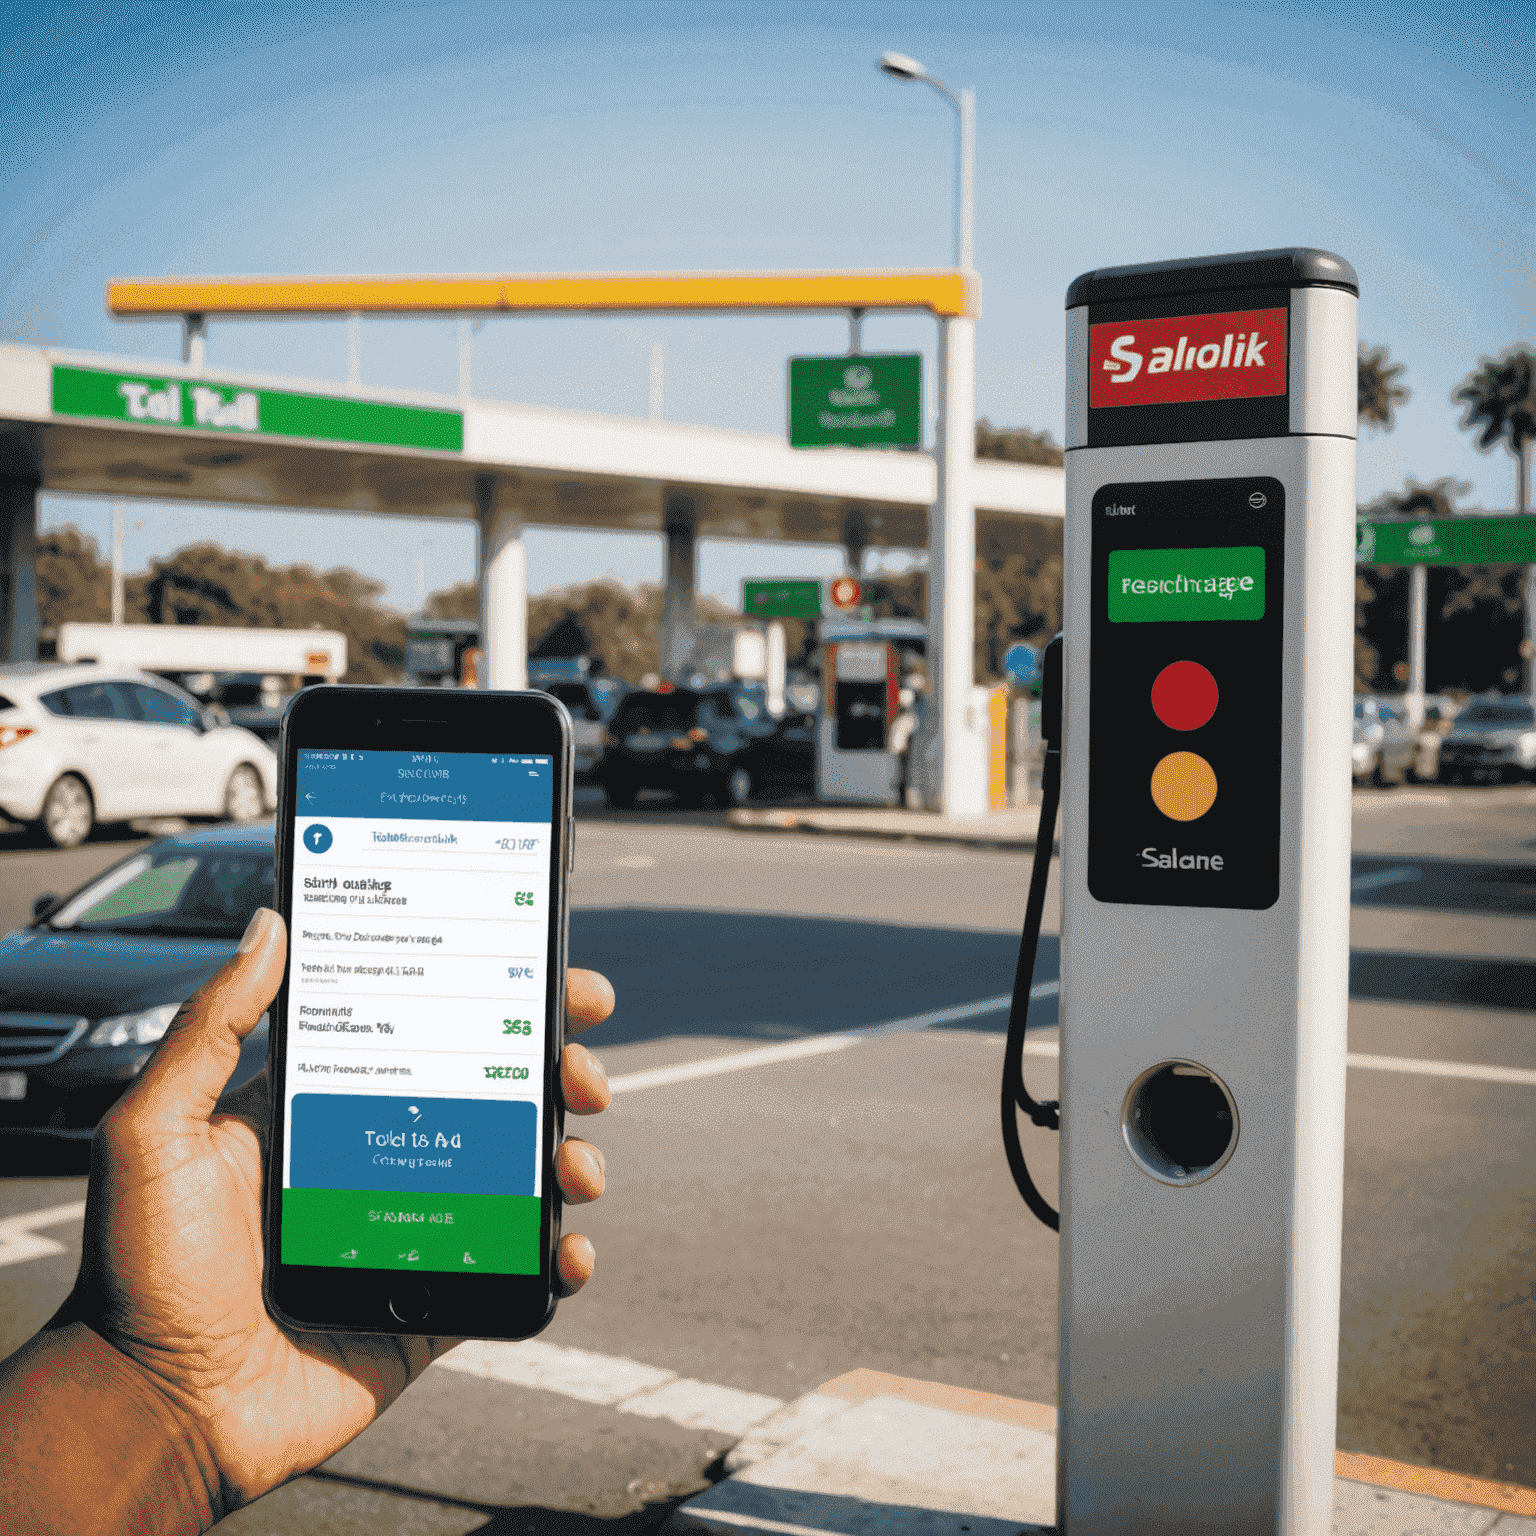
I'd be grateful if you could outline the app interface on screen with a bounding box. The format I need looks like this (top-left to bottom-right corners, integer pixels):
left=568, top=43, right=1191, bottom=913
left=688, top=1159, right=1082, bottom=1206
left=281, top=749, right=554, bottom=1275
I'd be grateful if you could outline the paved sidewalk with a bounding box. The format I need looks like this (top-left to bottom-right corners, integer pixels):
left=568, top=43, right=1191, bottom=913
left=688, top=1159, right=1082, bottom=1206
left=727, top=804, right=1049, bottom=850
left=667, top=1369, right=1536, bottom=1536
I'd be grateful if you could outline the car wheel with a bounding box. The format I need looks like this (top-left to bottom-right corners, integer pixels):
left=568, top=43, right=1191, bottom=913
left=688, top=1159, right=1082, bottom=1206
left=725, top=766, right=754, bottom=806
left=604, top=778, right=637, bottom=810
left=223, top=764, right=267, bottom=822
left=37, top=774, right=94, bottom=849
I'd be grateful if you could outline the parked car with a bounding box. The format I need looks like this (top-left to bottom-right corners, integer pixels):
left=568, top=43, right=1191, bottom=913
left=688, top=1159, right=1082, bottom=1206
left=595, top=688, right=762, bottom=807
left=0, top=663, right=277, bottom=847
left=0, top=824, right=273, bottom=1136
left=537, top=679, right=620, bottom=777
left=1436, top=697, right=1536, bottom=783
left=1351, top=696, right=1417, bottom=786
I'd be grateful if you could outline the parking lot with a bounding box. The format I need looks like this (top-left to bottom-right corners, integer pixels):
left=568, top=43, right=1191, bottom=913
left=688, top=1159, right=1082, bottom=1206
left=1, top=784, right=1533, bottom=1529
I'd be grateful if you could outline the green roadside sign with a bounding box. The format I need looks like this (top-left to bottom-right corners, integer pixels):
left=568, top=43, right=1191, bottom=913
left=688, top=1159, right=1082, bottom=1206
left=743, top=578, right=823, bottom=619
left=1356, top=515, right=1536, bottom=565
left=787, top=353, right=921, bottom=448
left=51, top=365, right=463, bottom=453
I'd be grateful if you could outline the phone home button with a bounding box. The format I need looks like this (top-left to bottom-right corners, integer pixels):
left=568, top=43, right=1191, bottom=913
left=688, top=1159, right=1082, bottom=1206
left=387, top=1280, right=432, bottom=1327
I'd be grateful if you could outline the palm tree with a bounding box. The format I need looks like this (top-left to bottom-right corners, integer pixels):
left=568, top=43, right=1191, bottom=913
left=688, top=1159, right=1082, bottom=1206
left=1358, top=343, right=1410, bottom=431
left=1453, top=346, right=1535, bottom=512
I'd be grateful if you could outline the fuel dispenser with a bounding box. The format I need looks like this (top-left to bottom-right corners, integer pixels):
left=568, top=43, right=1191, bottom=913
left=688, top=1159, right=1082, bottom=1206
left=815, top=617, right=926, bottom=804
left=1003, top=249, right=1358, bottom=1534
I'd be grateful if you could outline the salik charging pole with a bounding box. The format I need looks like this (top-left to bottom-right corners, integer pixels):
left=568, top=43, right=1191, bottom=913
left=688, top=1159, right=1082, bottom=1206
left=1036, top=249, right=1357, bottom=1535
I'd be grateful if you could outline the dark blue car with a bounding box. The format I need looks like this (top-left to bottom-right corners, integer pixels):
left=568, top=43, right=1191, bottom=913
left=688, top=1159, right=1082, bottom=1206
left=0, top=822, right=275, bottom=1137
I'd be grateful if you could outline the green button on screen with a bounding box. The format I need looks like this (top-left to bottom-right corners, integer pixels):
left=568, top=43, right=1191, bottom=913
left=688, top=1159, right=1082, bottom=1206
left=1108, top=546, right=1265, bottom=623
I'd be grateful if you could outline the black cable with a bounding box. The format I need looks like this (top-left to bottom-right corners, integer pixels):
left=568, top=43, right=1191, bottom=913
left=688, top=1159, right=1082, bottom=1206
left=1001, top=636, right=1062, bottom=1231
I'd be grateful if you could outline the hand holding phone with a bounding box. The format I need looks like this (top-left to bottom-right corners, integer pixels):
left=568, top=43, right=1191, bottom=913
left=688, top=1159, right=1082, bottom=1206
left=12, top=914, right=613, bottom=1528
left=267, top=688, right=583, bottom=1338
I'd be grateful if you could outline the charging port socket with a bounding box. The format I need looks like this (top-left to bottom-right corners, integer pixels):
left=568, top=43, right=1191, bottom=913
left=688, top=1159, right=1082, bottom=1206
left=1121, top=1060, right=1239, bottom=1186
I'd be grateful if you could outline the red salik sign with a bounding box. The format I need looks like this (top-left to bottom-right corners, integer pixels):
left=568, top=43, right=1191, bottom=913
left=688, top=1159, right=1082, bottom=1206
left=1089, top=307, right=1287, bottom=409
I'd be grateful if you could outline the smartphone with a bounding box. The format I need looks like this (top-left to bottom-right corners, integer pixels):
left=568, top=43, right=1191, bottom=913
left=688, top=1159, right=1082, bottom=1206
left=263, top=686, right=573, bottom=1338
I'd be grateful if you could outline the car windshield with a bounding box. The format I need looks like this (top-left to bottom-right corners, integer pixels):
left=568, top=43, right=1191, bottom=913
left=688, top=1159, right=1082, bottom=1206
left=611, top=693, right=699, bottom=734
left=1457, top=702, right=1535, bottom=727
left=48, top=846, right=275, bottom=938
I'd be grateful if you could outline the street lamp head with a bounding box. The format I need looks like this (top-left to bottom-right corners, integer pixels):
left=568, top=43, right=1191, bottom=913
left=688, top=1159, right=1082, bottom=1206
left=877, top=50, right=928, bottom=82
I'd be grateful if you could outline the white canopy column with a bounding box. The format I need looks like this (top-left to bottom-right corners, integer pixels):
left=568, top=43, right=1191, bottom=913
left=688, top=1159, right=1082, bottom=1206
left=476, top=473, right=527, bottom=691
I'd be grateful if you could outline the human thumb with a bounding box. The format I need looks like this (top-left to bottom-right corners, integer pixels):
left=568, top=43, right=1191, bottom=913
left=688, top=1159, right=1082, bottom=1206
left=126, top=908, right=287, bottom=1128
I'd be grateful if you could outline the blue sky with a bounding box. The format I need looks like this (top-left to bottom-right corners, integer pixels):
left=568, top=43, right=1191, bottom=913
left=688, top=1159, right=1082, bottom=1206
left=6, top=0, right=1531, bottom=609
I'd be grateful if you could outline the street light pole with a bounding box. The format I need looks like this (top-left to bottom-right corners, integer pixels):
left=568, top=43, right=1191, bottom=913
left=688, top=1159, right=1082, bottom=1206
left=878, top=50, right=983, bottom=813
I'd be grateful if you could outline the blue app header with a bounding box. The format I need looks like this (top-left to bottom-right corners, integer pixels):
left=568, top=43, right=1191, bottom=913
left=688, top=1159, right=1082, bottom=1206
left=297, top=750, right=553, bottom=822
left=290, top=1093, right=537, bottom=1196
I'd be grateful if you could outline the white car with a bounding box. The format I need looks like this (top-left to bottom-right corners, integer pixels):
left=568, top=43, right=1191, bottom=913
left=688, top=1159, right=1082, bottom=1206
left=0, top=663, right=278, bottom=848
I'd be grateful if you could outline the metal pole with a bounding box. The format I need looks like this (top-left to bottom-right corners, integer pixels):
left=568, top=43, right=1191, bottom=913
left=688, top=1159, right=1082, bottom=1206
left=181, top=314, right=206, bottom=372
left=918, top=313, right=980, bottom=814
left=649, top=342, right=665, bottom=421
left=347, top=312, right=361, bottom=387
left=110, top=500, right=125, bottom=625
left=958, top=88, right=975, bottom=272
left=847, top=308, right=864, bottom=355
left=457, top=319, right=473, bottom=400
left=1405, top=562, right=1427, bottom=730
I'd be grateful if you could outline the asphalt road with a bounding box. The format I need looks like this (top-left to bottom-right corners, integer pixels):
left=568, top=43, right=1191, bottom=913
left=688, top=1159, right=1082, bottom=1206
left=1, top=786, right=1532, bottom=1531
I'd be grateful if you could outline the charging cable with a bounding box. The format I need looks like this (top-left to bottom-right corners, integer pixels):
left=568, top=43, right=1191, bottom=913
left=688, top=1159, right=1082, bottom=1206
left=1001, top=635, right=1062, bottom=1231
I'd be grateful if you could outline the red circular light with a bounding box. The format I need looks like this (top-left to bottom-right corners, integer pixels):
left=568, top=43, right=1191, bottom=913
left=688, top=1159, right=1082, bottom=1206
left=1151, top=661, right=1218, bottom=731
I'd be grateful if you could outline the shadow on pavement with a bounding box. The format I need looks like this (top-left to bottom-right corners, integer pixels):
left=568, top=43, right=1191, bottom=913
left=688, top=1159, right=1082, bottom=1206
left=570, top=909, right=1055, bottom=1047
left=1349, top=951, right=1536, bottom=1013
left=1350, top=855, right=1536, bottom=916
left=306, top=1465, right=719, bottom=1535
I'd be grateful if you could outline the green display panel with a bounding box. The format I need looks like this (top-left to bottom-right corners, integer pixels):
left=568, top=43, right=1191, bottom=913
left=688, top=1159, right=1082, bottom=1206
left=281, top=1187, right=541, bottom=1274
left=787, top=353, right=921, bottom=448
left=1108, top=546, right=1265, bottom=623
left=51, top=365, right=463, bottom=452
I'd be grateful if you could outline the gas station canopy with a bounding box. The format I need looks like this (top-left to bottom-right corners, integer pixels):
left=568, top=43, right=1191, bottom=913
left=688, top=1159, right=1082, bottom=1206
left=0, top=342, right=1060, bottom=556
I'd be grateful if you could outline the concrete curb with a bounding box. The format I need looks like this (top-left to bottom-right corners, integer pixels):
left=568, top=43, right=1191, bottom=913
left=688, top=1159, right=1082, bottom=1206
left=666, top=1370, right=1536, bottom=1536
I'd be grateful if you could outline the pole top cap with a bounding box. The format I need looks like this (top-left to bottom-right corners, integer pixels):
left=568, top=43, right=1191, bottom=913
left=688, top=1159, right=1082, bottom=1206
left=1066, top=247, right=1357, bottom=309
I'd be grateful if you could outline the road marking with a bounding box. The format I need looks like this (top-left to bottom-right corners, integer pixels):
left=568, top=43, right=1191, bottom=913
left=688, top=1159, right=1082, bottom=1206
left=436, top=1338, right=785, bottom=1436
left=606, top=988, right=1052, bottom=1095
left=1350, top=864, right=1422, bottom=893
left=609, top=977, right=1531, bottom=1095
left=0, top=1200, right=87, bottom=1268
left=1346, top=1051, right=1536, bottom=1088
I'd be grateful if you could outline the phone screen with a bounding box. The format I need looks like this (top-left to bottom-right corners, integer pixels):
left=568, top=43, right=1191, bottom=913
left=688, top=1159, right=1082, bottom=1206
left=278, top=747, right=555, bottom=1278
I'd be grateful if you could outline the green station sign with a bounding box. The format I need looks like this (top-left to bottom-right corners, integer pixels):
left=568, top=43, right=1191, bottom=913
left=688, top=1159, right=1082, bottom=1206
left=51, top=364, right=463, bottom=453
left=1356, top=515, right=1536, bottom=565
left=787, top=352, right=921, bottom=448
left=742, top=578, right=824, bottom=619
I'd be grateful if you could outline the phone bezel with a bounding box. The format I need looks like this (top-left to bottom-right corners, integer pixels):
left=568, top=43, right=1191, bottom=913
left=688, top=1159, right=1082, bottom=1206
left=262, top=686, right=573, bottom=1339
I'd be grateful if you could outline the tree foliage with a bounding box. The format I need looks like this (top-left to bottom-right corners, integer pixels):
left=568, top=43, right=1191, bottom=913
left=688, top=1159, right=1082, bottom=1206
left=34, top=531, right=408, bottom=685
left=975, top=420, right=1064, bottom=467
left=1357, top=343, right=1410, bottom=431
left=1358, top=475, right=1471, bottom=523
left=1453, top=346, right=1536, bottom=455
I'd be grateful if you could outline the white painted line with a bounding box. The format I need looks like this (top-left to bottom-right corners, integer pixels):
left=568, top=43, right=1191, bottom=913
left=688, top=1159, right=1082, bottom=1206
left=675, top=1509, right=836, bottom=1536
left=1350, top=865, right=1422, bottom=893
left=607, top=984, right=1049, bottom=1095
left=434, top=1339, right=787, bottom=1437
left=0, top=1200, right=86, bottom=1269
left=437, top=1338, right=677, bottom=1404
left=1346, top=1052, right=1536, bottom=1088
left=608, top=1034, right=860, bottom=1095
left=619, top=1377, right=786, bottom=1436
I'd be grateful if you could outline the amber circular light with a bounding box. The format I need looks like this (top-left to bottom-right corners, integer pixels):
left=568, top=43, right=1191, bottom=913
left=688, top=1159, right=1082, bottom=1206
left=1151, top=660, right=1219, bottom=731
left=1150, top=752, right=1218, bottom=821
